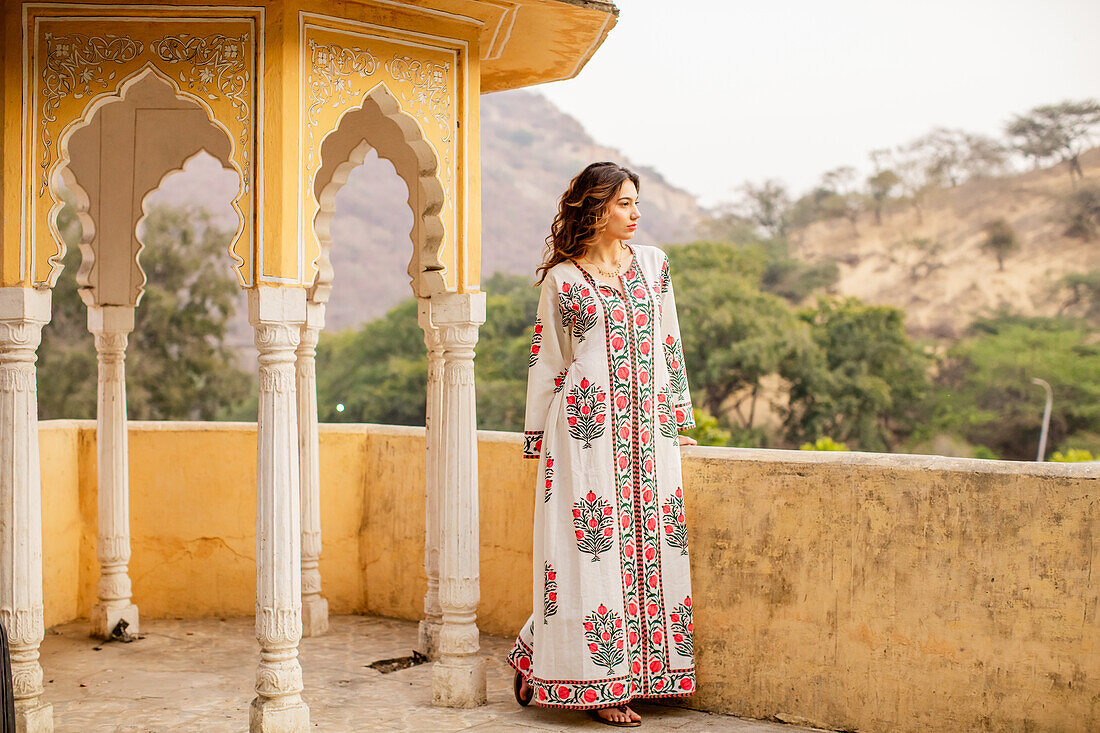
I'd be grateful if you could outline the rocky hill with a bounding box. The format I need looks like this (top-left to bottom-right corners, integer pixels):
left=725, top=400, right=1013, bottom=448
left=790, top=149, right=1100, bottom=338
left=149, top=89, right=705, bottom=347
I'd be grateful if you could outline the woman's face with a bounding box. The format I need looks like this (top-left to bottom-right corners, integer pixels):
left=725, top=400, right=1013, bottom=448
left=602, top=179, right=640, bottom=242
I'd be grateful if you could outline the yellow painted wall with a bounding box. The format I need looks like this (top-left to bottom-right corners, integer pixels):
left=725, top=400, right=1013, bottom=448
left=37, top=422, right=1098, bottom=732
left=39, top=421, right=83, bottom=629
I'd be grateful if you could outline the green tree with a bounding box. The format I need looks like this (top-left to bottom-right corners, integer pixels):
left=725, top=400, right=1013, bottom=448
left=1006, top=99, right=1100, bottom=184
left=780, top=297, right=930, bottom=451
left=906, top=128, right=1006, bottom=188
left=473, top=272, right=540, bottom=431
left=38, top=204, right=253, bottom=420
left=819, top=166, right=863, bottom=235
left=691, top=216, right=838, bottom=304
left=980, top=218, right=1019, bottom=271
left=866, top=168, right=900, bottom=226
left=315, top=298, right=427, bottom=425
left=314, top=272, right=538, bottom=431
left=933, top=314, right=1100, bottom=460
left=1056, top=269, right=1100, bottom=324
left=668, top=241, right=810, bottom=433
left=738, top=180, right=791, bottom=239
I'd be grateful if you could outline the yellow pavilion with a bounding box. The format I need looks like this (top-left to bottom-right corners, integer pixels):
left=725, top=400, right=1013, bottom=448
left=0, top=1, right=616, bottom=730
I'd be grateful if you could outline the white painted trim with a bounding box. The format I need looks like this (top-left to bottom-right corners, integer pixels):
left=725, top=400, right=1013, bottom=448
left=461, top=43, right=470, bottom=291
left=480, top=1, right=519, bottom=62
left=565, top=10, right=614, bottom=81
left=20, top=3, right=30, bottom=280
left=300, top=10, right=470, bottom=47
left=23, top=3, right=263, bottom=12
left=253, top=6, right=265, bottom=289
left=361, top=0, right=484, bottom=27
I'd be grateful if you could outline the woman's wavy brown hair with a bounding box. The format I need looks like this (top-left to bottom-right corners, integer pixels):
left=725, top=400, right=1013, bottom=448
left=535, top=162, right=640, bottom=285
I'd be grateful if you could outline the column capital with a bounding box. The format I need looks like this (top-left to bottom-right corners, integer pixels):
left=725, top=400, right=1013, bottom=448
left=430, top=292, right=486, bottom=327
left=248, top=287, right=307, bottom=328
left=303, top=301, right=326, bottom=331
left=86, top=304, right=135, bottom=335
left=0, top=287, right=51, bottom=325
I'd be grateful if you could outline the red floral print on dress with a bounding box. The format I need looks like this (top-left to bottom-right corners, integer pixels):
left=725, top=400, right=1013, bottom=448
left=543, top=563, right=558, bottom=622
left=529, top=318, right=543, bottom=367
left=572, top=490, right=614, bottom=561
left=544, top=453, right=554, bottom=503
left=565, top=378, right=607, bottom=448
left=558, top=282, right=599, bottom=342
left=661, top=486, right=689, bottom=556
left=583, top=604, right=625, bottom=675
left=670, top=596, right=694, bottom=657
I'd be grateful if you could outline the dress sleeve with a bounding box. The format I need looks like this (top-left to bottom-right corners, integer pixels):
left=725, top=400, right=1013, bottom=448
left=523, top=273, right=574, bottom=458
left=658, top=253, right=696, bottom=431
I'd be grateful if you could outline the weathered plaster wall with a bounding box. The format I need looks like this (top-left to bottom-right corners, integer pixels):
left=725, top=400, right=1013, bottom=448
left=37, top=422, right=1098, bottom=732
left=681, top=448, right=1098, bottom=732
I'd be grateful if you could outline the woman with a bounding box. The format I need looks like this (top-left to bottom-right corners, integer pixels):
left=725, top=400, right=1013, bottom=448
left=509, top=162, right=698, bottom=727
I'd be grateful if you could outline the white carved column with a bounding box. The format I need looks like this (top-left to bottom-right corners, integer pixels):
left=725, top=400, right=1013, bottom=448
left=0, top=287, right=54, bottom=732
left=417, top=301, right=444, bottom=659
left=248, top=288, right=310, bottom=733
left=88, top=305, right=139, bottom=640
left=430, top=292, right=487, bottom=708
left=296, top=302, right=328, bottom=638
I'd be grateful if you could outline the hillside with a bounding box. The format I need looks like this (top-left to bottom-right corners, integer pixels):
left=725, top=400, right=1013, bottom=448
left=790, top=149, right=1100, bottom=338
left=145, top=98, right=1098, bottom=350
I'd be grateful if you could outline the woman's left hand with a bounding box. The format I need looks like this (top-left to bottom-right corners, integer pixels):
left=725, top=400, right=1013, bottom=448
left=677, top=435, right=697, bottom=446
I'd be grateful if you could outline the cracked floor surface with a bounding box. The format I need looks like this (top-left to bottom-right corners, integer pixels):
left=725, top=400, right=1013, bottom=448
left=39, top=615, right=828, bottom=732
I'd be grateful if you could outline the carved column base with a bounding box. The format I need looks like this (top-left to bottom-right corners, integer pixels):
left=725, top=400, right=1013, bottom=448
left=90, top=601, right=139, bottom=640
left=431, top=656, right=487, bottom=708
left=417, top=619, right=442, bottom=660
left=15, top=698, right=53, bottom=733
left=300, top=595, right=328, bottom=638
left=249, top=697, right=310, bottom=733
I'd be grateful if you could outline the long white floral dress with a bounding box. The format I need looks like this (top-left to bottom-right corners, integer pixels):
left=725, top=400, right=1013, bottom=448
left=508, top=243, right=696, bottom=709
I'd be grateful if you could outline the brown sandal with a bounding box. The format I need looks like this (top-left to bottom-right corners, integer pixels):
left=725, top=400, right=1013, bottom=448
left=587, top=706, right=641, bottom=727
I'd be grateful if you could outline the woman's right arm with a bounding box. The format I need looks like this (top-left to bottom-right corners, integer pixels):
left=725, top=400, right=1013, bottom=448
left=523, top=274, right=574, bottom=459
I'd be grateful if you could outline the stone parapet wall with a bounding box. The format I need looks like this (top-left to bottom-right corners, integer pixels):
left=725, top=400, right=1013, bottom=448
left=37, top=421, right=1098, bottom=731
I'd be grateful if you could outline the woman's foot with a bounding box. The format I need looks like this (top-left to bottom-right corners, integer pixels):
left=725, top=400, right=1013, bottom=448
left=592, top=705, right=641, bottom=725
left=514, top=672, right=533, bottom=706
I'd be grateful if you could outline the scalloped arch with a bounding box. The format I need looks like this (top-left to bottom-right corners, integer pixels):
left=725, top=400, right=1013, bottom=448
left=49, top=64, right=246, bottom=301
left=310, top=82, right=447, bottom=304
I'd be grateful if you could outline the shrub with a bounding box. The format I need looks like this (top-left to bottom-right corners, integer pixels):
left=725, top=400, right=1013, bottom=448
left=800, top=436, right=849, bottom=451
left=1051, top=448, right=1094, bottom=462
left=1061, top=185, right=1100, bottom=240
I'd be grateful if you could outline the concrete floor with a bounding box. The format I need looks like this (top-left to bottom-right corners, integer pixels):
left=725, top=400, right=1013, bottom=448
left=39, top=615, right=827, bottom=732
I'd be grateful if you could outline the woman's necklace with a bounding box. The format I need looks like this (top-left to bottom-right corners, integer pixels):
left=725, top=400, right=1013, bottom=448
left=584, top=243, right=628, bottom=278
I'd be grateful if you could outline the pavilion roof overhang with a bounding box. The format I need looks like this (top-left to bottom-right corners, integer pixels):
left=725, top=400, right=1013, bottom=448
left=364, top=0, right=619, bottom=92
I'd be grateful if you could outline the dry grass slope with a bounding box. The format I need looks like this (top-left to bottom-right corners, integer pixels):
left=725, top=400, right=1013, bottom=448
left=790, top=148, right=1100, bottom=337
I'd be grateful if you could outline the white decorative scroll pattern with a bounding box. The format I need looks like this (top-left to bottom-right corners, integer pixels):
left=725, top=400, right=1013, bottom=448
left=386, top=55, right=451, bottom=143
left=40, top=33, right=144, bottom=193
left=151, top=33, right=252, bottom=190
left=303, top=37, right=455, bottom=202
left=387, top=54, right=453, bottom=195
left=305, top=39, right=378, bottom=172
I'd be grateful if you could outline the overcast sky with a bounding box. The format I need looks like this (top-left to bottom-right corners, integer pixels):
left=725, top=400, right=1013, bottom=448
left=535, top=0, right=1100, bottom=207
